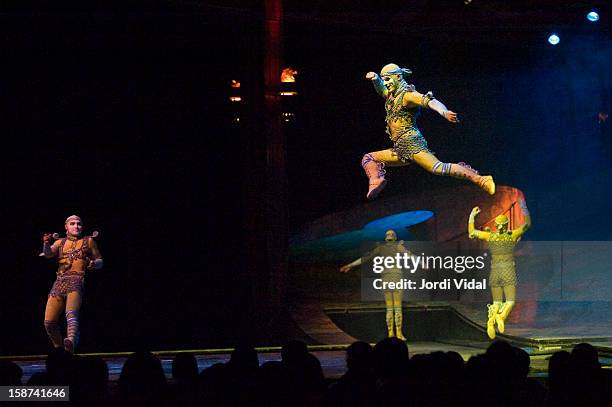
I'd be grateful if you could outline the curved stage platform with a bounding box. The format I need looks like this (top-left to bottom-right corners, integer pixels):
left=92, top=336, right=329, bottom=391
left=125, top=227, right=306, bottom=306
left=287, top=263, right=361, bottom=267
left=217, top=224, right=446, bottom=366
left=289, top=185, right=612, bottom=356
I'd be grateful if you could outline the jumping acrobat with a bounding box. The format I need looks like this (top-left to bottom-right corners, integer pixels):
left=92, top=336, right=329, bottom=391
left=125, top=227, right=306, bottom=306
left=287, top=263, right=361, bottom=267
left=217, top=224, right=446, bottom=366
left=362, top=63, right=495, bottom=199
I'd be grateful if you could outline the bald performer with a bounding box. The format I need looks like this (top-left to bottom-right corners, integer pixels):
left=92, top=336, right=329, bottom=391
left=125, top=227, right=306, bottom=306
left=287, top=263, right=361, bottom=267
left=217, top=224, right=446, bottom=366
left=361, top=63, right=495, bottom=199
left=42, top=215, right=103, bottom=352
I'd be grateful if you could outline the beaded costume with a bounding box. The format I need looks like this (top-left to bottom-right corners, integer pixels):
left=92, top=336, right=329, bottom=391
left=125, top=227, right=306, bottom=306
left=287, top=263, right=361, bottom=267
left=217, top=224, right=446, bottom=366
left=361, top=63, right=495, bottom=199
left=385, top=82, right=435, bottom=162
left=48, top=236, right=100, bottom=298
left=469, top=204, right=531, bottom=339
left=42, top=215, right=102, bottom=353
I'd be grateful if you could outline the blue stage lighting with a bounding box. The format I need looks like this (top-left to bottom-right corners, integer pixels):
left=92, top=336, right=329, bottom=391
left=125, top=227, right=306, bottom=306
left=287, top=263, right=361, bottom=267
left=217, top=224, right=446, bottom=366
left=587, top=11, right=599, bottom=22
left=548, top=34, right=560, bottom=45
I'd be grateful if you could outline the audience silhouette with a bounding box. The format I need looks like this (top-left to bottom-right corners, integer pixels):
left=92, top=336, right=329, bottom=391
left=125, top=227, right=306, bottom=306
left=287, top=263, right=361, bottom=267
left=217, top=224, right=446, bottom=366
left=2, top=339, right=610, bottom=406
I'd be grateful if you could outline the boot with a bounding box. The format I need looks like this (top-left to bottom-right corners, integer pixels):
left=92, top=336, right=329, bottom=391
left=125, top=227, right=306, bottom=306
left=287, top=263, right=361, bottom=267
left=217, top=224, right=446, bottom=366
left=386, top=309, right=395, bottom=338
left=495, top=301, right=514, bottom=334
left=449, top=162, right=495, bottom=195
left=477, top=175, right=496, bottom=195
left=63, top=338, right=75, bottom=353
left=362, top=154, right=387, bottom=199
left=44, top=320, right=63, bottom=348
left=486, top=303, right=500, bottom=340
left=65, top=310, right=79, bottom=353
left=394, top=308, right=406, bottom=341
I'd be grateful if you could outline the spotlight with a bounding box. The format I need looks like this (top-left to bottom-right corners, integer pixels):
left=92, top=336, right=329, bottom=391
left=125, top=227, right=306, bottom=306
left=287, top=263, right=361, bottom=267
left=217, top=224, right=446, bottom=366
left=587, top=11, right=599, bottom=22
left=548, top=34, right=560, bottom=45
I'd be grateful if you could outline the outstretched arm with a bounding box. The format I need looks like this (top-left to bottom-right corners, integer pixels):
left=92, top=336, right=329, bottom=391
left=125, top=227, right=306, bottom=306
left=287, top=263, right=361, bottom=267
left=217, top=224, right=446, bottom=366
left=468, top=207, right=491, bottom=241
left=428, top=98, right=459, bottom=123
left=366, top=72, right=388, bottom=99
left=340, top=258, right=362, bottom=273
left=341, top=244, right=382, bottom=272
left=403, top=90, right=459, bottom=123
left=513, top=199, right=532, bottom=239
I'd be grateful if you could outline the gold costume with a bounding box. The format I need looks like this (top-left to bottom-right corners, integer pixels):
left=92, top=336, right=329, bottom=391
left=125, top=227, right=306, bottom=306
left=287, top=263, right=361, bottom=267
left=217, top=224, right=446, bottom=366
left=468, top=206, right=531, bottom=339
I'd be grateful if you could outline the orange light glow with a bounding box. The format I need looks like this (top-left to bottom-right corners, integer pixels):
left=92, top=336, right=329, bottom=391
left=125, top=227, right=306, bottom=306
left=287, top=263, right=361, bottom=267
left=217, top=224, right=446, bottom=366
left=281, top=68, right=298, bottom=83
left=279, top=91, right=298, bottom=96
left=229, top=96, right=242, bottom=102
left=230, top=80, right=241, bottom=88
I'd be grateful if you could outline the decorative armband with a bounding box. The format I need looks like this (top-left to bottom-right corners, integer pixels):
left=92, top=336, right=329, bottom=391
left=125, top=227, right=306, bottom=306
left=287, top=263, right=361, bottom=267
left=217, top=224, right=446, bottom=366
left=422, top=91, right=435, bottom=108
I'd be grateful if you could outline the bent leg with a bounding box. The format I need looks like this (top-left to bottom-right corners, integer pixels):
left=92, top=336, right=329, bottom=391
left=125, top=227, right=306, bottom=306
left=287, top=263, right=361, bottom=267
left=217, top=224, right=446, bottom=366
left=491, top=286, right=504, bottom=303
left=411, top=150, right=495, bottom=195
left=44, top=296, right=65, bottom=348
left=502, top=285, right=516, bottom=302
left=369, top=149, right=409, bottom=167
left=362, top=149, right=408, bottom=200
left=496, top=285, right=516, bottom=333
left=486, top=286, right=504, bottom=340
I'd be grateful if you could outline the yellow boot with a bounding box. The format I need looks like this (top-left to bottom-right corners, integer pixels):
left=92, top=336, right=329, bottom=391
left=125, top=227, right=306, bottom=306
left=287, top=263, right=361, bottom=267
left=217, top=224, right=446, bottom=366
left=478, top=175, right=496, bottom=195
left=495, top=301, right=514, bottom=334
left=486, top=303, right=500, bottom=339
left=447, top=162, right=495, bottom=195
left=394, top=307, right=406, bottom=341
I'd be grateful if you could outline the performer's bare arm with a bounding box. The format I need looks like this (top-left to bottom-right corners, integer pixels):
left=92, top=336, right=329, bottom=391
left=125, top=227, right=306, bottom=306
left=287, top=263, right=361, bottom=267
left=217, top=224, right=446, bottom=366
left=87, top=238, right=104, bottom=270
left=366, top=72, right=389, bottom=99
left=340, top=258, right=362, bottom=273
left=402, top=90, right=459, bottom=123
left=43, top=236, right=60, bottom=258
left=468, top=206, right=491, bottom=241
left=340, top=245, right=381, bottom=272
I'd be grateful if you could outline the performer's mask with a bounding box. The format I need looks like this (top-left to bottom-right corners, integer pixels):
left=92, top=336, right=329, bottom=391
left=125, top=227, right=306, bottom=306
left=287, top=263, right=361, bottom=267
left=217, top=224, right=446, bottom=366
left=495, top=215, right=509, bottom=234
left=380, top=63, right=407, bottom=94
left=381, top=73, right=401, bottom=93
left=385, top=230, right=397, bottom=241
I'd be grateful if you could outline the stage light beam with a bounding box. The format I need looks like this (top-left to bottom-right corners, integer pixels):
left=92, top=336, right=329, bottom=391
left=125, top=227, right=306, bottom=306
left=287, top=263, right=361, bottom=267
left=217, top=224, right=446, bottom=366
left=548, top=34, right=560, bottom=46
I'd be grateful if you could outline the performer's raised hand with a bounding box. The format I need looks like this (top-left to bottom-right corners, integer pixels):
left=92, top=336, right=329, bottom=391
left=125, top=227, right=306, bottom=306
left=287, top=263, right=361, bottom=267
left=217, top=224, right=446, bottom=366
left=444, top=110, right=459, bottom=123
left=365, top=72, right=378, bottom=81
left=40, top=233, right=59, bottom=257
left=471, top=206, right=481, bottom=216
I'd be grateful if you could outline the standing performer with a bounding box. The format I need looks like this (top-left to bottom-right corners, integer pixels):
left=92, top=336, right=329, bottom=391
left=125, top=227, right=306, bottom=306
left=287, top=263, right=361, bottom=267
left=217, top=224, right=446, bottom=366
left=362, top=63, right=495, bottom=199
left=41, top=215, right=103, bottom=352
left=340, top=230, right=410, bottom=340
left=468, top=200, right=531, bottom=339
